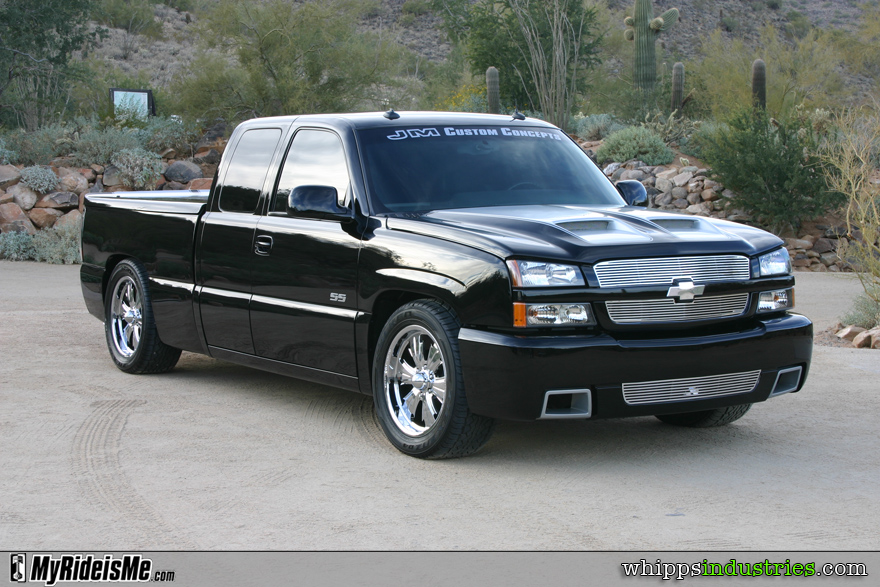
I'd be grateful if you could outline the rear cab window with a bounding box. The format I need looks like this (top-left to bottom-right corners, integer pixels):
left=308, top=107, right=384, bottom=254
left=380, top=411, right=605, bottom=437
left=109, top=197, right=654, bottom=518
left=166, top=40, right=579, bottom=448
left=217, top=128, right=283, bottom=213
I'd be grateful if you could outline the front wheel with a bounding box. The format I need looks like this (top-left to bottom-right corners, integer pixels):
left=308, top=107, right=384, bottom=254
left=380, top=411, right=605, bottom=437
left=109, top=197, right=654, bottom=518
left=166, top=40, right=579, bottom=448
left=655, top=403, right=752, bottom=427
left=105, top=260, right=181, bottom=374
left=373, top=300, right=495, bottom=459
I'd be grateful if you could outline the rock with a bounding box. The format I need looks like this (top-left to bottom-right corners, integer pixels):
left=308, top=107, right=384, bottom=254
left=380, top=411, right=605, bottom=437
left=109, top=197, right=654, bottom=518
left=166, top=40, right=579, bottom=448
left=819, top=252, right=838, bottom=266
left=828, top=264, right=841, bottom=272
left=58, top=170, right=89, bottom=195
left=196, top=121, right=228, bottom=153
left=686, top=180, right=703, bottom=193
left=687, top=192, right=701, bottom=205
left=806, top=250, right=820, bottom=259
left=655, top=193, right=673, bottom=206
left=671, top=186, right=688, bottom=199
left=35, top=191, right=79, bottom=211
left=655, top=177, right=673, bottom=193
left=78, top=168, right=97, bottom=182
left=8, top=184, right=39, bottom=211
left=0, top=202, right=36, bottom=234
left=871, top=330, right=880, bottom=349
left=721, top=189, right=736, bottom=199
left=799, top=234, right=818, bottom=245
left=679, top=166, right=698, bottom=174
left=602, top=162, right=621, bottom=176
left=611, top=167, right=626, bottom=181
left=0, top=164, right=21, bottom=190
left=812, top=238, right=835, bottom=254
left=90, top=164, right=104, bottom=174
left=792, top=254, right=811, bottom=268
left=28, top=207, right=63, bottom=229
left=194, top=148, right=221, bottom=165
left=786, top=238, right=813, bottom=250
left=673, top=171, right=693, bottom=187
left=701, top=189, right=719, bottom=202
left=695, top=168, right=709, bottom=176
left=824, top=226, right=848, bottom=238
left=163, top=181, right=187, bottom=190
left=187, top=178, right=214, bottom=190
left=164, top=160, right=202, bottom=184
left=0, top=189, right=10, bottom=205
left=673, top=198, right=688, bottom=209
left=686, top=204, right=704, bottom=214
left=87, top=178, right=104, bottom=194
left=836, top=325, right=866, bottom=341
left=712, top=200, right=725, bottom=211
left=641, top=176, right=656, bottom=188
left=703, top=179, right=719, bottom=191
left=620, top=169, right=646, bottom=181
left=160, top=148, right=177, bottom=159
left=103, top=165, right=123, bottom=187
left=655, top=168, right=679, bottom=181
left=53, top=209, right=82, bottom=230
left=852, top=330, right=873, bottom=348
left=809, top=263, right=827, bottom=272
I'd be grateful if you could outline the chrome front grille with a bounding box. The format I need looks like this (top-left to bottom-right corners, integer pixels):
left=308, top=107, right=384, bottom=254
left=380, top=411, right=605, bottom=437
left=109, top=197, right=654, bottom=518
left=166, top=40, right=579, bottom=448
left=594, top=255, right=751, bottom=288
left=605, top=293, right=749, bottom=324
left=622, top=370, right=761, bottom=405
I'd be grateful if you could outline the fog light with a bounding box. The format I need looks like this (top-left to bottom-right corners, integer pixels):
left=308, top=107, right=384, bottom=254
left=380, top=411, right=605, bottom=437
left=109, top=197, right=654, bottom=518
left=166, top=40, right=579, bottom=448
left=757, top=289, right=794, bottom=313
left=513, top=303, right=596, bottom=327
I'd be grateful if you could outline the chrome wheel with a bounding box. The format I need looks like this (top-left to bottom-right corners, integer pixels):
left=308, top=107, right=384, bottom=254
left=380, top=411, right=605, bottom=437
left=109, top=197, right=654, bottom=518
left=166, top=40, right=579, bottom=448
left=109, top=275, right=143, bottom=359
left=383, top=324, right=447, bottom=436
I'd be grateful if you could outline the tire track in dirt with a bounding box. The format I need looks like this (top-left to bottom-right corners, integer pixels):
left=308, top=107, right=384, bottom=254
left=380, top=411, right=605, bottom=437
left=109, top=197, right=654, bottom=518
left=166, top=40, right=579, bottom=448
left=71, top=399, right=197, bottom=548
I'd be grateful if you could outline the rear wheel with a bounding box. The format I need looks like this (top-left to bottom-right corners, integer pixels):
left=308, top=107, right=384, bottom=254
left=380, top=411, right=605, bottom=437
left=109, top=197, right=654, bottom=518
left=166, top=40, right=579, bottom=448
left=656, top=403, right=752, bottom=427
left=373, top=300, right=495, bottom=459
left=105, top=260, right=181, bottom=374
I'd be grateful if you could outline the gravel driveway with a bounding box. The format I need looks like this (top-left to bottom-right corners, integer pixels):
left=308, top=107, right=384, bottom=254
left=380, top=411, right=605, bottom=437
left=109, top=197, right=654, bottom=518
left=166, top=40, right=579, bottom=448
left=0, top=262, right=876, bottom=550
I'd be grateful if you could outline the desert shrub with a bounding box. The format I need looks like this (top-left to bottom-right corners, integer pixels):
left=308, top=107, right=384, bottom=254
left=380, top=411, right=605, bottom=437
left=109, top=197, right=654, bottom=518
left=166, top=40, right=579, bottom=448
left=766, top=0, right=781, bottom=9
left=19, top=166, right=59, bottom=194
left=595, top=126, right=673, bottom=165
left=436, top=84, right=489, bottom=113
left=841, top=293, right=880, bottom=330
left=640, top=111, right=698, bottom=145
left=679, top=120, right=726, bottom=159
left=574, top=113, right=626, bottom=141
left=0, top=231, right=37, bottom=261
left=401, top=0, right=431, bottom=15
left=71, top=128, right=142, bottom=166
left=2, top=123, right=78, bottom=165
left=92, top=0, right=163, bottom=37
left=701, top=107, right=842, bottom=231
left=31, top=221, right=82, bottom=264
left=135, top=116, right=201, bottom=157
left=0, top=137, right=16, bottom=164
left=111, top=148, right=163, bottom=189
left=785, top=10, right=811, bottom=40
left=823, top=104, right=880, bottom=303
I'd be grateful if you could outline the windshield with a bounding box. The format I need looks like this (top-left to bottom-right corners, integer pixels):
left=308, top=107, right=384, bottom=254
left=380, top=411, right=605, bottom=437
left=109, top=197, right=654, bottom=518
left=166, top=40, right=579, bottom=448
left=357, top=125, right=624, bottom=213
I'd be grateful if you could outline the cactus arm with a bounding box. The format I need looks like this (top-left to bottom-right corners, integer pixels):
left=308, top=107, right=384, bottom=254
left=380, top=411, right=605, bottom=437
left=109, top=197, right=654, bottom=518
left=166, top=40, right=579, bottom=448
left=657, top=8, right=679, bottom=31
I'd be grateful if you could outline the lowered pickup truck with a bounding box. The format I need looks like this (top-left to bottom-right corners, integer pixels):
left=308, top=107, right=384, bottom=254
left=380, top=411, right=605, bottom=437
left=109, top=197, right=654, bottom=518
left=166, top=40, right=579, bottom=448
left=81, top=111, right=812, bottom=458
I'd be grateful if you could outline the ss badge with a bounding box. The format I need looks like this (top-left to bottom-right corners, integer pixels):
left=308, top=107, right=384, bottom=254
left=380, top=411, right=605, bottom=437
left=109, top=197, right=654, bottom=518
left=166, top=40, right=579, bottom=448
left=330, top=293, right=347, bottom=303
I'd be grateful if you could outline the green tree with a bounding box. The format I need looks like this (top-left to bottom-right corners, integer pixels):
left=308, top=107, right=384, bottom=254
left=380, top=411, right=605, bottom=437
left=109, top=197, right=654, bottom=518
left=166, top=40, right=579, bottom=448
left=437, top=0, right=603, bottom=125
left=170, top=0, right=413, bottom=121
left=0, top=0, right=99, bottom=108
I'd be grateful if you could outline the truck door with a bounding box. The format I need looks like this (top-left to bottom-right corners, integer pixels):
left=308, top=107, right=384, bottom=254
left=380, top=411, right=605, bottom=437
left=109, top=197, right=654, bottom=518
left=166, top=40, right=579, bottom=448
left=198, top=127, right=284, bottom=354
left=250, top=128, right=361, bottom=376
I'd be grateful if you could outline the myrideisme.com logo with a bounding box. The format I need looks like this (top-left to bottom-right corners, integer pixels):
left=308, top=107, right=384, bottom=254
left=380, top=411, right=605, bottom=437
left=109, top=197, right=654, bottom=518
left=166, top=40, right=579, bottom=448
left=10, top=553, right=175, bottom=586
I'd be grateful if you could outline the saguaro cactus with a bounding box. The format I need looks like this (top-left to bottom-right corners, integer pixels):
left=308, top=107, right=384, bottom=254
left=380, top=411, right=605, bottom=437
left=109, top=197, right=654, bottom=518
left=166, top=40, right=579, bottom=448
left=486, top=66, right=500, bottom=114
left=624, top=0, right=679, bottom=92
left=752, top=58, right=766, bottom=110
left=671, top=62, right=684, bottom=113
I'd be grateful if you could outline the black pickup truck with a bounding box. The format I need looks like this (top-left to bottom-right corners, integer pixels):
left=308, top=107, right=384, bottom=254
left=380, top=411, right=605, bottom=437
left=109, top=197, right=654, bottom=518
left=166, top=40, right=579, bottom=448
left=81, top=111, right=812, bottom=458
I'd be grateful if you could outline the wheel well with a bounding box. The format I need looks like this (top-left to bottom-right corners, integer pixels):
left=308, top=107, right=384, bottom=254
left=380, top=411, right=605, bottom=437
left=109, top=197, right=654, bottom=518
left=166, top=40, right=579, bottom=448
left=367, top=291, right=436, bottom=373
left=102, top=255, right=130, bottom=300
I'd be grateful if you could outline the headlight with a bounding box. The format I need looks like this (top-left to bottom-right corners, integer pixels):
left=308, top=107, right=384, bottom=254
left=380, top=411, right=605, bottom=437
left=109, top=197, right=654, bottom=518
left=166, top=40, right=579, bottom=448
left=513, top=303, right=596, bottom=327
left=758, top=248, right=792, bottom=277
left=507, top=260, right=586, bottom=287
left=757, top=289, right=794, bottom=313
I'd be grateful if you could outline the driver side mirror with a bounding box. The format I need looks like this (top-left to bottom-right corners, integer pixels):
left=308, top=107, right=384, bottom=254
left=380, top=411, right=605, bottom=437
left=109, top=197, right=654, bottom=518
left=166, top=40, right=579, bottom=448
left=288, top=185, right=351, bottom=220
left=616, top=180, right=648, bottom=207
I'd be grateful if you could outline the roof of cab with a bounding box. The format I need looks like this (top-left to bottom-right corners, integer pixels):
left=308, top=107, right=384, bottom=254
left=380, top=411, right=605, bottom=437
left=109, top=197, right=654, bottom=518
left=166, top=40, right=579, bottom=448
left=234, top=111, right=560, bottom=131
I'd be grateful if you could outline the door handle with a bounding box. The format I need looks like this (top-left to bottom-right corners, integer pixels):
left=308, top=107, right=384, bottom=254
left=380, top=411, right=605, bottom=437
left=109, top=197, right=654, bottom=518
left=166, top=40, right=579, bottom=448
left=254, top=235, right=273, bottom=256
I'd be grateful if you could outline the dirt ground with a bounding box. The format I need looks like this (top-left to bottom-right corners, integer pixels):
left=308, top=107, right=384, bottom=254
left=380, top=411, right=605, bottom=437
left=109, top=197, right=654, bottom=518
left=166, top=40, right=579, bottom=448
left=0, top=262, right=877, bottom=550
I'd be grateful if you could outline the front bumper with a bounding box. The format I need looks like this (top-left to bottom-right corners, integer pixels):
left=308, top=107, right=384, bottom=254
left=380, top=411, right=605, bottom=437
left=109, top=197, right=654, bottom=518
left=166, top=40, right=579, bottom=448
left=458, top=313, right=812, bottom=421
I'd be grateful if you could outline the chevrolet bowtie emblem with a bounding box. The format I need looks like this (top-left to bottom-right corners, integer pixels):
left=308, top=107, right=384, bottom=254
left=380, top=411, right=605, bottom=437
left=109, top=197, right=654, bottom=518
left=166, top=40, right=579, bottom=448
left=667, top=278, right=705, bottom=303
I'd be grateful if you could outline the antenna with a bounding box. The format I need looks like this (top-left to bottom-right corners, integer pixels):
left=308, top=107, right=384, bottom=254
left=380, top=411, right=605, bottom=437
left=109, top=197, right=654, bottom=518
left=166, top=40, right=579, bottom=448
left=383, top=108, right=400, bottom=120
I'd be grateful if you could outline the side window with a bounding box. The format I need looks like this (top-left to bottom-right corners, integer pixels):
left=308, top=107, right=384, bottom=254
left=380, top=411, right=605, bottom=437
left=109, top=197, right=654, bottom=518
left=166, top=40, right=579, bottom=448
left=218, top=128, right=282, bottom=213
left=272, top=130, right=350, bottom=214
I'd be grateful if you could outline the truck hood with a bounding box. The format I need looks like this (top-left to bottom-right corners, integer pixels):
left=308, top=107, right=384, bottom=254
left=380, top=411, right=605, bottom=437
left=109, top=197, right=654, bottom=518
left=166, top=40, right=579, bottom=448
left=385, top=205, right=783, bottom=263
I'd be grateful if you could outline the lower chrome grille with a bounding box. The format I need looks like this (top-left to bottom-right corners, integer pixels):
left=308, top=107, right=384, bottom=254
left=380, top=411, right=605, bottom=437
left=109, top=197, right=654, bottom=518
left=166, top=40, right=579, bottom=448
left=605, top=293, right=749, bottom=324
left=622, top=370, right=761, bottom=405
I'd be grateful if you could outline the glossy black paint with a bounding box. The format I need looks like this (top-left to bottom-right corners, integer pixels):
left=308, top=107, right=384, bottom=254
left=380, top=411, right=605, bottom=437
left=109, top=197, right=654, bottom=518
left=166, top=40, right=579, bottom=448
left=458, top=313, right=813, bottom=421
left=80, top=111, right=814, bottom=423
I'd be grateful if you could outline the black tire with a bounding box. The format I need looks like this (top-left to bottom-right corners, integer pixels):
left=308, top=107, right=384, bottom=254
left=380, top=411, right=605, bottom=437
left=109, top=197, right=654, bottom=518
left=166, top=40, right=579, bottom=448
left=104, top=259, right=181, bottom=374
left=655, top=403, right=752, bottom=428
left=372, top=300, right=495, bottom=459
